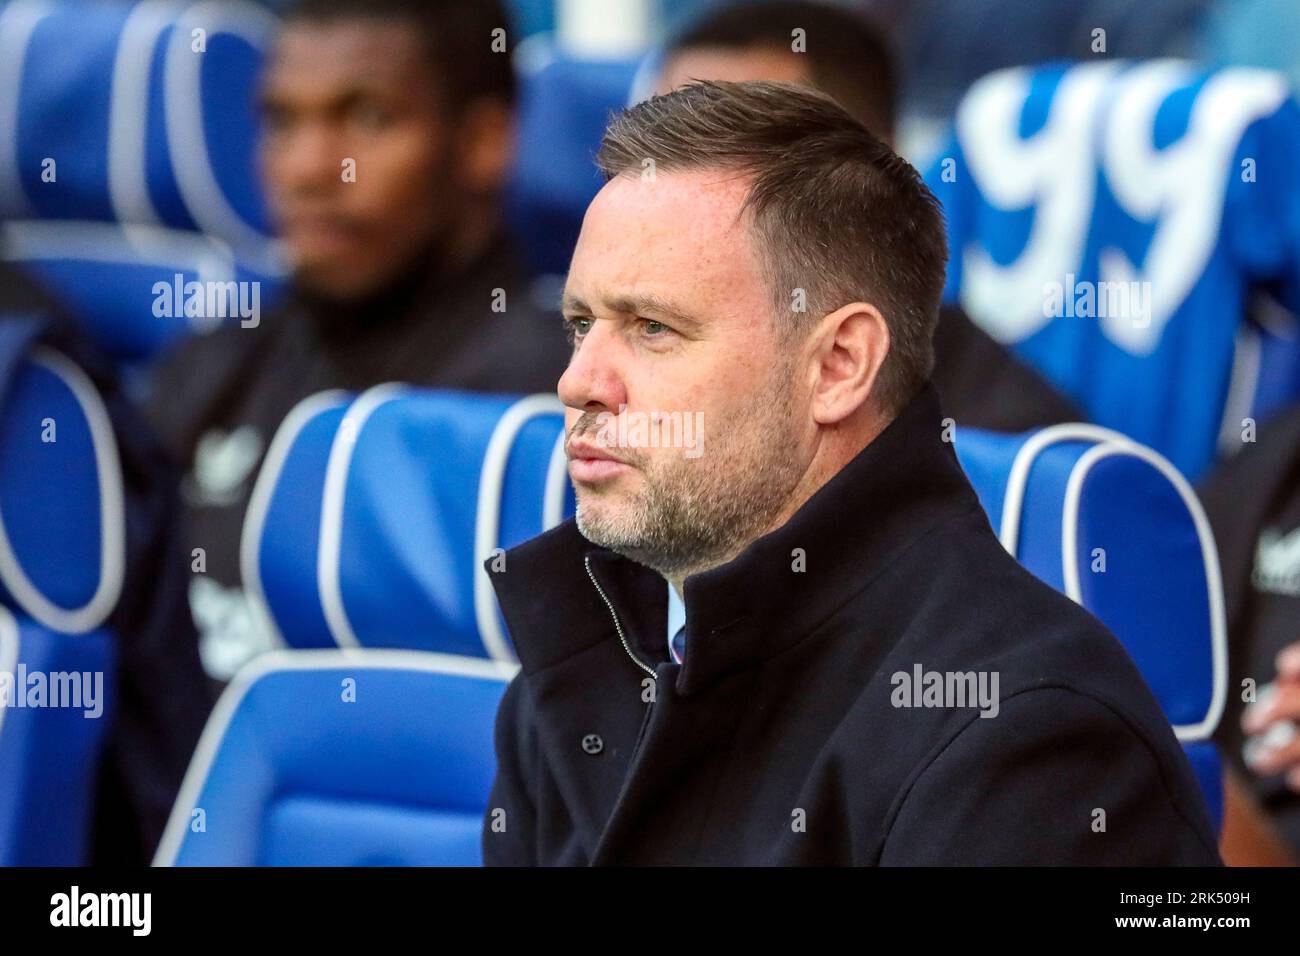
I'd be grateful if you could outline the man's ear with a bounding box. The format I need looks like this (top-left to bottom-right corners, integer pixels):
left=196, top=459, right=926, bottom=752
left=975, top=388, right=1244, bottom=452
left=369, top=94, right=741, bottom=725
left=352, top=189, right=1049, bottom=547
left=809, top=301, right=890, bottom=426
left=457, top=99, right=515, bottom=194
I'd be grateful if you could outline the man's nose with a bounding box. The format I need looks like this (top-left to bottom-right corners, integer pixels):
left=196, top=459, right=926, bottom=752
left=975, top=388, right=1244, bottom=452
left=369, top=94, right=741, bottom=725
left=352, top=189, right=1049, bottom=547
left=269, top=124, right=343, bottom=195
left=558, top=324, right=628, bottom=414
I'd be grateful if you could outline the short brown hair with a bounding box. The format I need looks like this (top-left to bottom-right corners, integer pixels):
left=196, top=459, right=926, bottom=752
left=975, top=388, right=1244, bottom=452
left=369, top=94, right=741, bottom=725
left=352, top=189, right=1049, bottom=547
left=595, top=80, right=947, bottom=415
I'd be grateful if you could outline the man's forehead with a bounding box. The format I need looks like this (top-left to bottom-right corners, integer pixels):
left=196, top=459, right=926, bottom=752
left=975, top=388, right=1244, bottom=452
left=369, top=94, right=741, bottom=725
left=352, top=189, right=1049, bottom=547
left=576, top=169, right=756, bottom=266
left=267, top=19, right=429, bottom=88
left=568, top=169, right=767, bottom=321
left=592, top=167, right=752, bottom=215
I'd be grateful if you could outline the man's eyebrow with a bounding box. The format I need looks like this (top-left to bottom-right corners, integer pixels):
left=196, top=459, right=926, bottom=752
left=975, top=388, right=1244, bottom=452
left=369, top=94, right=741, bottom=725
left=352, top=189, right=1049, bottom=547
left=560, top=293, right=591, bottom=315
left=603, top=293, right=702, bottom=330
left=257, top=82, right=387, bottom=114
left=561, top=291, right=703, bottom=331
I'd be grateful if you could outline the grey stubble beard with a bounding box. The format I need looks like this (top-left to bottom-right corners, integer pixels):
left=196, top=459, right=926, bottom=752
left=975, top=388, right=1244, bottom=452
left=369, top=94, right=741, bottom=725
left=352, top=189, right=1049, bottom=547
left=572, top=357, right=805, bottom=582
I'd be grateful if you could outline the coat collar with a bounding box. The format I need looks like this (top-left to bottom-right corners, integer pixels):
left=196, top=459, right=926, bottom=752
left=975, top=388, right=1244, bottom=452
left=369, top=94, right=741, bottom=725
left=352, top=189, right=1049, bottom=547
left=489, top=383, right=984, bottom=694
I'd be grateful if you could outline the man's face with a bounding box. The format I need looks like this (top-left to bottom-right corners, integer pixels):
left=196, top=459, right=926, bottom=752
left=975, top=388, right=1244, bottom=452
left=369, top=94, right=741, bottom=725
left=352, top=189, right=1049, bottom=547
left=656, top=45, right=810, bottom=96
left=258, top=20, right=455, bottom=302
left=559, top=171, right=813, bottom=579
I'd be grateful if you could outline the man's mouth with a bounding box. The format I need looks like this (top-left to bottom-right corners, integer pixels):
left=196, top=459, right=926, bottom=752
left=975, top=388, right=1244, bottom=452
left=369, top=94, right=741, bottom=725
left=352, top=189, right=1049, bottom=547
left=280, top=212, right=366, bottom=259
left=566, top=440, right=634, bottom=483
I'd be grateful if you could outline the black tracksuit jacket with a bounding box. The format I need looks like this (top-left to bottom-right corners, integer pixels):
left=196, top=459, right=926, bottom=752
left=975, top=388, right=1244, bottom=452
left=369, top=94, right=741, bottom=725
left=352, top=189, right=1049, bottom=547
left=483, top=384, right=1221, bottom=866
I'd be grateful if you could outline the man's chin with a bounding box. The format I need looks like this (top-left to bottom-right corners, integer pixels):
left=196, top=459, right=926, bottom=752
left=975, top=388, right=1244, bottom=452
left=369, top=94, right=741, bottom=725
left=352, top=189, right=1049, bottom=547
left=291, top=268, right=379, bottom=306
left=573, top=516, right=696, bottom=578
left=574, top=502, right=640, bottom=549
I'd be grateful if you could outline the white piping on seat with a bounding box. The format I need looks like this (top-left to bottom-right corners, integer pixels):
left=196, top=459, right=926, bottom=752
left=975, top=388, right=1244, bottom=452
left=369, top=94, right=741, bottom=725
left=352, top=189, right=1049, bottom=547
left=475, top=395, right=565, bottom=663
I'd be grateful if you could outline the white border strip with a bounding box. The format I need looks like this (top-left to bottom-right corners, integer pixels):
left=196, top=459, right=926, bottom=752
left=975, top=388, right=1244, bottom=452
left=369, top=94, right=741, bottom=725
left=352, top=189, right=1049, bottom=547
left=998, top=423, right=1138, bottom=555
left=0, top=605, right=19, bottom=741
left=474, top=395, right=564, bottom=663
left=239, top=390, right=348, bottom=650
left=317, top=383, right=408, bottom=649
left=0, top=0, right=51, bottom=219
left=108, top=0, right=182, bottom=226
left=163, top=0, right=282, bottom=274
left=1218, top=324, right=1261, bottom=456
left=2, top=220, right=236, bottom=286
left=1061, top=440, right=1228, bottom=741
left=152, top=647, right=518, bottom=867
left=542, top=427, right=569, bottom=531
left=0, top=348, right=125, bottom=634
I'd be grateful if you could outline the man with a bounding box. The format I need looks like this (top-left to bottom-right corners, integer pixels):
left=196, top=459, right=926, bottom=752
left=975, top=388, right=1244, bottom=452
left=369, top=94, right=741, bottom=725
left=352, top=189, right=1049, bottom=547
left=654, top=0, right=1083, bottom=433
left=482, top=81, right=1219, bottom=865
left=146, top=0, right=569, bottom=681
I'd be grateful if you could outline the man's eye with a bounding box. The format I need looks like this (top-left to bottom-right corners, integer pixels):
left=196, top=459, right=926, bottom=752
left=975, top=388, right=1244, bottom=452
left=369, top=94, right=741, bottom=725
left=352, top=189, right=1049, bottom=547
left=564, top=317, right=593, bottom=342
left=641, top=319, right=669, bottom=336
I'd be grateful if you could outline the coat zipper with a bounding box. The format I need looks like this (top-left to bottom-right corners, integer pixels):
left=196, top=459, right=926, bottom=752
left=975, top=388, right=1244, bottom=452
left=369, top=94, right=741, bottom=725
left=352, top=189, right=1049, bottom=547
left=584, top=555, right=657, bottom=678
left=583, top=555, right=658, bottom=863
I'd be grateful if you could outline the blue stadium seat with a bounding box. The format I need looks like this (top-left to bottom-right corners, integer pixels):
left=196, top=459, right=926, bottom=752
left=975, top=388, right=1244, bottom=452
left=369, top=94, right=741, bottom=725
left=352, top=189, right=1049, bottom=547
left=0, top=607, right=115, bottom=865
left=158, top=389, right=570, bottom=866
left=955, top=424, right=1227, bottom=827
left=927, top=60, right=1300, bottom=479
left=244, top=386, right=571, bottom=659
left=152, top=649, right=514, bottom=866
left=0, top=345, right=125, bottom=629
left=0, top=0, right=287, bottom=362
left=159, top=385, right=567, bottom=865
left=242, top=390, right=352, bottom=651
left=506, top=40, right=641, bottom=275
left=0, top=340, right=124, bottom=864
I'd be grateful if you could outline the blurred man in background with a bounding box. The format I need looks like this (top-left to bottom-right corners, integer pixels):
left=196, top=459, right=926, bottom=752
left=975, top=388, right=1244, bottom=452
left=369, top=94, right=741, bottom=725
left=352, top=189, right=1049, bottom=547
left=146, top=0, right=570, bottom=684
left=655, top=0, right=1083, bottom=433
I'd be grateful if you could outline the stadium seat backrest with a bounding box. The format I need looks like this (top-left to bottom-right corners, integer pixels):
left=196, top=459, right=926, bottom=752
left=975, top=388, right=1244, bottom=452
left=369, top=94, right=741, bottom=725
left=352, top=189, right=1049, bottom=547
left=0, top=325, right=123, bottom=863
left=928, top=60, right=1300, bottom=479
left=0, top=0, right=286, bottom=360
left=245, top=387, right=574, bottom=660
left=153, top=648, right=514, bottom=866
left=172, top=386, right=565, bottom=867
left=505, top=39, right=641, bottom=275
left=955, top=424, right=1227, bottom=826
left=0, top=339, right=124, bottom=634
left=0, top=606, right=115, bottom=865
left=242, top=390, right=351, bottom=651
